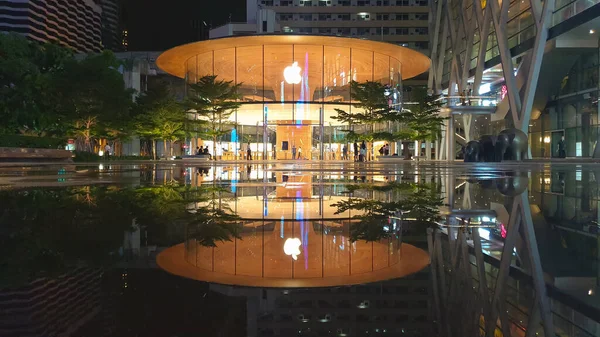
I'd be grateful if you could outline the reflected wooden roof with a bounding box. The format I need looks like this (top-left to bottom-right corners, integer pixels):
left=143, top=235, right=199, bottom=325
left=157, top=34, right=430, bottom=80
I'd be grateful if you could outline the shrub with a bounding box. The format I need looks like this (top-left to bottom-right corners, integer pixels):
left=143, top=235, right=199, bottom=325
left=0, top=135, right=67, bottom=149
left=73, top=151, right=101, bottom=162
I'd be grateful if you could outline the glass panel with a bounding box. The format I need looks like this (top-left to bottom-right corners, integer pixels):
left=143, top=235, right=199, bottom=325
left=213, top=47, right=236, bottom=84
left=293, top=44, right=323, bottom=102
left=351, top=48, right=374, bottom=84
left=323, top=222, right=350, bottom=277
left=373, top=52, right=390, bottom=85
left=373, top=238, right=390, bottom=271
left=186, top=56, right=197, bottom=84
left=236, top=220, right=264, bottom=276
left=351, top=240, right=374, bottom=274
left=213, top=234, right=235, bottom=274
left=237, top=46, right=264, bottom=102
left=292, top=220, right=323, bottom=278
left=197, top=244, right=213, bottom=271
left=196, top=51, right=214, bottom=77
left=264, top=44, right=294, bottom=102
left=264, top=219, right=293, bottom=278
left=323, top=45, right=351, bottom=103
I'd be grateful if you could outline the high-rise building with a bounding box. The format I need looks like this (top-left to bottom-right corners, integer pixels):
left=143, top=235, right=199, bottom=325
left=0, top=0, right=103, bottom=53
left=100, top=0, right=121, bottom=51
left=246, top=0, right=429, bottom=53
left=0, top=269, right=103, bottom=337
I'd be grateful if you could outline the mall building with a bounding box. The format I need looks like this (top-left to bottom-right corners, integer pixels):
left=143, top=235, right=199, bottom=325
left=156, top=34, right=429, bottom=160
left=429, top=0, right=600, bottom=159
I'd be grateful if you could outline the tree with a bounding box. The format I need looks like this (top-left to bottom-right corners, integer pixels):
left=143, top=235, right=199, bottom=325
left=0, top=34, right=72, bottom=136
left=134, top=83, right=189, bottom=158
left=331, top=181, right=443, bottom=242
left=51, top=51, right=134, bottom=152
left=333, top=81, right=400, bottom=159
left=186, top=75, right=241, bottom=159
left=401, top=87, right=446, bottom=158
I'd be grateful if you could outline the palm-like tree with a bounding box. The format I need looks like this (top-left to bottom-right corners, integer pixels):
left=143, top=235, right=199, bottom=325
left=186, top=75, right=242, bottom=159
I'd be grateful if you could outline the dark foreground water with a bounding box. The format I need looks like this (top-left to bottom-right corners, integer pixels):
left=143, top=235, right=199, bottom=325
left=0, top=162, right=598, bottom=337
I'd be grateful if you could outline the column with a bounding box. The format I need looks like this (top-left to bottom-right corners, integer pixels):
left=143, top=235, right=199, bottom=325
left=446, top=116, right=455, bottom=161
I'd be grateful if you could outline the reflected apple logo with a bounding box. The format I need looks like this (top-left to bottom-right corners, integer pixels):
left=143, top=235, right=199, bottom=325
left=283, top=238, right=302, bottom=260
left=283, top=62, right=302, bottom=85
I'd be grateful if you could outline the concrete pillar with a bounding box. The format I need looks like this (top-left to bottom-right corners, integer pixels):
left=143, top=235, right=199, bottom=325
left=446, top=116, right=455, bottom=161
left=426, top=140, right=432, bottom=160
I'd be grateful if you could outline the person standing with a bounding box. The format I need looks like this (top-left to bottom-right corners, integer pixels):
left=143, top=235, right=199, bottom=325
left=292, top=144, right=297, bottom=160
left=104, top=143, right=111, bottom=159
left=297, top=146, right=302, bottom=160
left=353, top=142, right=359, bottom=162
left=558, top=136, right=566, bottom=158
left=360, top=141, right=367, bottom=162
left=246, top=143, right=252, bottom=160
left=342, top=145, right=348, bottom=160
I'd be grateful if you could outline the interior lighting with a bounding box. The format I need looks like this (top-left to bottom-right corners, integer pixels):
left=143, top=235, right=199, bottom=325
left=284, top=62, right=302, bottom=84
left=283, top=238, right=301, bottom=260
left=590, top=29, right=595, bottom=34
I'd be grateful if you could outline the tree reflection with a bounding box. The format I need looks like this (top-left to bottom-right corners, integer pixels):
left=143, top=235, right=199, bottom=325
left=0, top=182, right=240, bottom=287
left=331, top=181, right=443, bottom=242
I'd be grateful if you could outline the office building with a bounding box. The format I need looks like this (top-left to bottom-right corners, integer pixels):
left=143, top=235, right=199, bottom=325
left=100, top=0, right=121, bottom=51
left=0, top=0, right=103, bottom=53
left=429, top=0, right=600, bottom=159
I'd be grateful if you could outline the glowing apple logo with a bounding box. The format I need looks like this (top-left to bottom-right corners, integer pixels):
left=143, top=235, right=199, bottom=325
left=283, top=62, right=302, bottom=85
left=283, top=238, right=302, bottom=260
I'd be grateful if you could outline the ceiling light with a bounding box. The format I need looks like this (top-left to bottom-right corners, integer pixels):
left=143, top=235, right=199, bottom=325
left=590, top=29, right=595, bottom=34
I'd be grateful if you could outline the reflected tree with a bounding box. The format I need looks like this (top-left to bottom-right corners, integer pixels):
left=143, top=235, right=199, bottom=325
left=331, top=180, right=443, bottom=242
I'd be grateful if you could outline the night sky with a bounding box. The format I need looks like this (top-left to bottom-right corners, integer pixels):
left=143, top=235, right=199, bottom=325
left=122, top=0, right=247, bottom=51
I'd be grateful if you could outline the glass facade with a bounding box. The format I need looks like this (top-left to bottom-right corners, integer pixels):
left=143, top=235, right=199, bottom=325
left=184, top=43, right=403, bottom=160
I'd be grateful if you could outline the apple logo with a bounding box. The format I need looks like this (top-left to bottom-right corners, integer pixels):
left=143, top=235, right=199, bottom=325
left=283, top=62, right=302, bottom=85
left=283, top=238, right=302, bottom=260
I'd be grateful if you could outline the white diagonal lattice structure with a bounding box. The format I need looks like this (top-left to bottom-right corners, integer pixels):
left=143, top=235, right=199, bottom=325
left=429, top=0, right=557, bottom=160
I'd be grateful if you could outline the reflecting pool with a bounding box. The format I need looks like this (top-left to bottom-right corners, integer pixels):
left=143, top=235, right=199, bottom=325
left=0, top=162, right=599, bottom=337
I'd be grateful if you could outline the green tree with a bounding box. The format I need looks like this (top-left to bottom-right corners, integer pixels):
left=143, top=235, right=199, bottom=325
left=331, top=181, right=442, bottom=242
left=333, top=81, right=400, bottom=159
left=51, top=51, right=133, bottom=152
left=187, top=75, right=241, bottom=159
left=0, top=34, right=72, bottom=136
left=401, top=87, right=446, bottom=157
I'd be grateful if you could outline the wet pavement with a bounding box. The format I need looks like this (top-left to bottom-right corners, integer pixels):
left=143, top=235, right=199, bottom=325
left=0, top=161, right=598, bottom=337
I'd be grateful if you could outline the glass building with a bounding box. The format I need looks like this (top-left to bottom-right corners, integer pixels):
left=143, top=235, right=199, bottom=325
left=157, top=35, right=430, bottom=159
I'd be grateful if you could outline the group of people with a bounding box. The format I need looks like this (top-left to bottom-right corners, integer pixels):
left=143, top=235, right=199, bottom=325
left=460, top=89, right=473, bottom=106
left=378, top=143, right=391, bottom=156
left=195, top=146, right=212, bottom=159
left=351, top=141, right=368, bottom=162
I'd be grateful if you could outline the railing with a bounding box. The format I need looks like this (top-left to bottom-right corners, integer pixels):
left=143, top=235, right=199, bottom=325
left=435, top=95, right=501, bottom=107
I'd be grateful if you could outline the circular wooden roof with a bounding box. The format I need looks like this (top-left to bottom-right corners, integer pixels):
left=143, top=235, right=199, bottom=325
left=157, top=34, right=430, bottom=80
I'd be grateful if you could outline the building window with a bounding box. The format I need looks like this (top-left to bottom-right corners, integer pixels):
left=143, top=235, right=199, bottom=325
left=376, top=0, right=390, bottom=5
left=318, top=14, right=332, bottom=20
left=301, top=0, right=313, bottom=6
left=375, top=27, right=390, bottom=34
left=396, top=27, right=408, bottom=34
left=357, top=13, right=370, bottom=20
left=280, top=0, right=293, bottom=5
left=339, top=27, right=351, bottom=35
left=338, top=14, right=351, bottom=20
left=318, top=28, right=331, bottom=34
left=338, top=0, right=351, bottom=5
left=358, top=28, right=370, bottom=35
left=278, top=13, right=293, bottom=20
left=318, top=0, right=332, bottom=6
left=357, top=1, right=369, bottom=5
left=396, top=13, right=409, bottom=20
left=413, top=13, right=429, bottom=20
left=376, top=13, right=390, bottom=20
left=298, top=27, right=313, bottom=33
left=414, top=0, right=428, bottom=5
left=415, top=41, right=429, bottom=49
left=261, top=0, right=274, bottom=5
left=412, top=27, right=428, bottom=35
left=300, top=14, right=312, bottom=21
left=396, top=0, right=409, bottom=5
